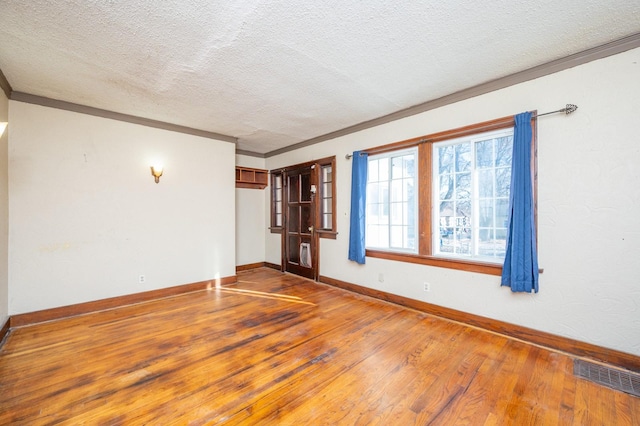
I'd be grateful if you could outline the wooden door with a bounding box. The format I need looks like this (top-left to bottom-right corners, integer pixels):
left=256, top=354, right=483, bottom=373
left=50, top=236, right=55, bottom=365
left=283, top=165, right=317, bottom=279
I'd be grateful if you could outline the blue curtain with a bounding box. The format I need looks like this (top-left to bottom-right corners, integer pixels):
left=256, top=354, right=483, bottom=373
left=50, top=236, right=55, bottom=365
left=348, top=151, right=368, bottom=264
left=501, top=112, right=539, bottom=293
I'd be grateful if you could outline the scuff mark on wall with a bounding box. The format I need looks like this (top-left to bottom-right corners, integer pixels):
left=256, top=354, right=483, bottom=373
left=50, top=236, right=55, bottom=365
left=38, top=242, right=72, bottom=252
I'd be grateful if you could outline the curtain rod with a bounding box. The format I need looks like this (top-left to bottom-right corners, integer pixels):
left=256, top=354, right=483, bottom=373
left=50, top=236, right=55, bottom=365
left=534, top=103, right=578, bottom=118
left=345, top=103, right=578, bottom=159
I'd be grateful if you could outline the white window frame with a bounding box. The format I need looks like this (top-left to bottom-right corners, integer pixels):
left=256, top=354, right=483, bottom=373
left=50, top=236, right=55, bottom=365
left=432, top=128, right=514, bottom=263
left=365, top=147, right=418, bottom=253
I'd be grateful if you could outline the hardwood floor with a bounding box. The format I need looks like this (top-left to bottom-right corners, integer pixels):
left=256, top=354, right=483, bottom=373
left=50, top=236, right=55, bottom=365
left=1, top=268, right=638, bottom=425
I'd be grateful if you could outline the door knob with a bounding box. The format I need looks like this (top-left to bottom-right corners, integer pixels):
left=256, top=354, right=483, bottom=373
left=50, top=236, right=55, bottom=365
left=308, top=226, right=314, bottom=232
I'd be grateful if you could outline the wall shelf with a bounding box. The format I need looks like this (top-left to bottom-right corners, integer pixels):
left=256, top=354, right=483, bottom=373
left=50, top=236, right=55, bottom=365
left=236, top=166, right=268, bottom=189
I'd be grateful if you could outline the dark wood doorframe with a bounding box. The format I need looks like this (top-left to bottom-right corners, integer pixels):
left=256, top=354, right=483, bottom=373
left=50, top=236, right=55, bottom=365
left=281, top=163, right=319, bottom=280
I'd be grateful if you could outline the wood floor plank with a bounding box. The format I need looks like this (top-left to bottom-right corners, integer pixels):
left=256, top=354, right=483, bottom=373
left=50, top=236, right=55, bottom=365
left=1, top=267, right=639, bottom=425
left=190, top=308, right=406, bottom=423
left=259, top=313, right=433, bottom=425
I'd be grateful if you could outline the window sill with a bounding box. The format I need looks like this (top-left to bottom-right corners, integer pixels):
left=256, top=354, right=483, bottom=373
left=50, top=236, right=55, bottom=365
left=366, top=250, right=544, bottom=276
left=366, top=249, right=503, bottom=276
left=317, top=230, right=338, bottom=239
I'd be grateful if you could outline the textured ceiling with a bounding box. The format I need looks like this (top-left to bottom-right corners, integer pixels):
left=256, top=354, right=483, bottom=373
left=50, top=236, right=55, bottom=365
left=1, top=1, right=639, bottom=154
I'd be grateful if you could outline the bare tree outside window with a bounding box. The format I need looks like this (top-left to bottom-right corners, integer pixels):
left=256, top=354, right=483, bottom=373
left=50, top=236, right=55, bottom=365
left=435, top=129, right=514, bottom=260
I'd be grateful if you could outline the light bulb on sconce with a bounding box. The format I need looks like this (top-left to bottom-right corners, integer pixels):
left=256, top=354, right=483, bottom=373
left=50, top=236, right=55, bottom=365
left=150, top=164, right=164, bottom=183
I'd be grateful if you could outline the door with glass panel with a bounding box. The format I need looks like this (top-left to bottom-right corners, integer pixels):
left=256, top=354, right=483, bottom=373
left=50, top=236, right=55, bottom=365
left=283, top=165, right=317, bottom=279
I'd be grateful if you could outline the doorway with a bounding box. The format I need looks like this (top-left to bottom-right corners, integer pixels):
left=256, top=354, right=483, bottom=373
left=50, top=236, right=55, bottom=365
left=283, top=164, right=317, bottom=279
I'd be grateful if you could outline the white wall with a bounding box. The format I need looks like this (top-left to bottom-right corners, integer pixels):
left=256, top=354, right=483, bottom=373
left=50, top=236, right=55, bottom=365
left=266, top=47, right=640, bottom=357
left=8, top=101, right=236, bottom=315
left=0, top=90, right=8, bottom=326
left=235, top=154, right=267, bottom=266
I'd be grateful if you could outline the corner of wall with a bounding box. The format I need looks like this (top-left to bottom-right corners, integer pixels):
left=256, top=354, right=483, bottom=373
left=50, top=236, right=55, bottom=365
left=235, top=154, right=268, bottom=266
left=0, top=90, right=9, bottom=326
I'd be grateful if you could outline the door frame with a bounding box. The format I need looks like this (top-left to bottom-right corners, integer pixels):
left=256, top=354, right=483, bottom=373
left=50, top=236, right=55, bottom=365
left=281, top=163, right=318, bottom=280
left=271, top=156, right=336, bottom=281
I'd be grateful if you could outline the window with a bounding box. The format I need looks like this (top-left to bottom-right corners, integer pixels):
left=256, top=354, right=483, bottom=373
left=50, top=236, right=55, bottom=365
left=319, top=163, right=334, bottom=230
left=366, top=148, right=417, bottom=252
left=270, top=171, right=284, bottom=230
left=433, top=128, right=513, bottom=262
left=363, top=114, right=536, bottom=275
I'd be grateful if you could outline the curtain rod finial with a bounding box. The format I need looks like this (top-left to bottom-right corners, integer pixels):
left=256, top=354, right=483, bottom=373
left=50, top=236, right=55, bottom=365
left=564, top=104, right=578, bottom=115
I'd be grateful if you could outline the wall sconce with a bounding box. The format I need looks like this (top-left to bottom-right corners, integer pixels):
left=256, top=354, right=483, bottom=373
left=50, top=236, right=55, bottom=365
left=0, top=122, right=7, bottom=137
left=150, top=165, right=164, bottom=184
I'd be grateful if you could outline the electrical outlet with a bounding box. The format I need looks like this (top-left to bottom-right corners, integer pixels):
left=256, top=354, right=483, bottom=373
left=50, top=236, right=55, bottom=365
left=423, top=282, right=430, bottom=292
left=139, top=275, right=145, bottom=284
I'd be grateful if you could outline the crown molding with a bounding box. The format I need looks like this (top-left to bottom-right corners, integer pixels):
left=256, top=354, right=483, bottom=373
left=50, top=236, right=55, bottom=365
left=9, top=91, right=237, bottom=144
left=2, top=32, right=639, bottom=155
left=235, top=149, right=266, bottom=158
left=265, top=32, right=640, bottom=158
left=0, top=68, right=12, bottom=99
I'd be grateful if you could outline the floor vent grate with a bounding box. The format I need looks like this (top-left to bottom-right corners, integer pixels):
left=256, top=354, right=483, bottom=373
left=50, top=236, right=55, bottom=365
left=574, top=359, right=640, bottom=397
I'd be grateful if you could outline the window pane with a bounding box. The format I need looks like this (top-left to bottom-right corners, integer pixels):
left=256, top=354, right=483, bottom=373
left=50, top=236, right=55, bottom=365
left=390, top=225, right=403, bottom=248
left=439, top=174, right=453, bottom=200
left=369, top=202, right=388, bottom=225
left=456, top=228, right=471, bottom=255
left=367, top=224, right=389, bottom=248
left=440, top=201, right=454, bottom=220
left=495, top=228, right=508, bottom=258
left=380, top=225, right=389, bottom=247
left=407, top=228, right=415, bottom=250
left=367, top=182, right=379, bottom=205
left=478, top=228, right=494, bottom=256
left=367, top=224, right=378, bottom=247
left=301, top=173, right=311, bottom=202
left=367, top=202, right=379, bottom=221
left=391, top=156, right=404, bottom=179
left=404, top=155, right=415, bottom=178
left=496, top=167, right=511, bottom=197
left=439, top=227, right=454, bottom=253
left=456, top=173, right=471, bottom=200
left=322, top=165, right=332, bottom=182
left=323, top=198, right=332, bottom=214
left=496, top=136, right=513, bottom=166
left=496, top=198, right=509, bottom=228
left=438, top=145, right=454, bottom=174
left=301, top=205, right=312, bottom=233
left=455, top=143, right=471, bottom=172
left=288, top=236, right=300, bottom=263
left=289, top=175, right=299, bottom=202
left=379, top=157, right=389, bottom=181
left=403, top=178, right=413, bottom=201
left=368, top=159, right=379, bottom=182
left=391, top=179, right=403, bottom=202
left=323, top=213, right=332, bottom=229
left=288, top=206, right=299, bottom=232
left=479, top=199, right=494, bottom=227
left=390, top=202, right=403, bottom=225
left=323, top=182, right=332, bottom=199
left=478, top=169, right=494, bottom=198
left=476, top=140, right=493, bottom=168
left=456, top=200, right=471, bottom=221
